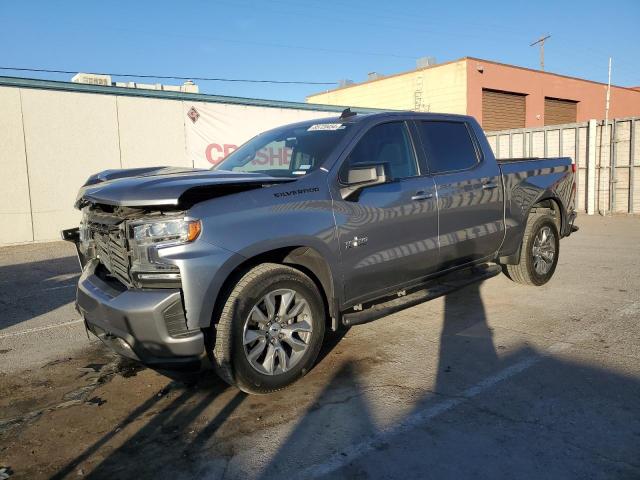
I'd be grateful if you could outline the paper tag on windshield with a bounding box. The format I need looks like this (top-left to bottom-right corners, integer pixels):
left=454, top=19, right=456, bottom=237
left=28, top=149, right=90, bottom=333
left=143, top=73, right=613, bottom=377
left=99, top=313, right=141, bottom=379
left=307, top=123, right=345, bottom=131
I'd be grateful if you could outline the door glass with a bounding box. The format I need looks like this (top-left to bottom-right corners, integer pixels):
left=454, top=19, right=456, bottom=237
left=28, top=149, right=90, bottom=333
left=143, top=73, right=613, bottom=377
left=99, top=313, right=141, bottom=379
left=341, top=122, right=418, bottom=181
left=418, top=121, right=479, bottom=174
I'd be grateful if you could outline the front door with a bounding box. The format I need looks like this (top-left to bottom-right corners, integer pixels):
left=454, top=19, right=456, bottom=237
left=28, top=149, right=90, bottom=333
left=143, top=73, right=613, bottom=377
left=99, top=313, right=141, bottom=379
left=332, top=121, right=439, bottom=305
left=416, top=120, right=504, bottom=267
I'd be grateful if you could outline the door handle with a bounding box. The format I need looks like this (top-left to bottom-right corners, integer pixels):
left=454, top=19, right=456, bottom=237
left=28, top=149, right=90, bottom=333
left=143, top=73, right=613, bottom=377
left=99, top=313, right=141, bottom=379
left=411, top=191, right=434, bottom=201
left=482, top=181, right=498, bottom=190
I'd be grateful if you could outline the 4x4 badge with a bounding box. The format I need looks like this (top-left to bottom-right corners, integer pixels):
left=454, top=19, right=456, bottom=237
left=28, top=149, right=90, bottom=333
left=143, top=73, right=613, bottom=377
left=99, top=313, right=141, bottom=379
left=345, top=236, right=368, bottom=249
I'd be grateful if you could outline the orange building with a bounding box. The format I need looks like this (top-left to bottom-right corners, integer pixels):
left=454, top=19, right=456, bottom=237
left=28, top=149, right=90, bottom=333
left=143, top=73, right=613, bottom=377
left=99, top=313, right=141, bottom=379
left=307, top=57, right=640, bottom=131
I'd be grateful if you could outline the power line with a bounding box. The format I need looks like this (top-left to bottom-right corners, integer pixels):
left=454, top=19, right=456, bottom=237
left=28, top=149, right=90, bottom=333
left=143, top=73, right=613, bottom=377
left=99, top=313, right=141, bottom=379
left=0, top=67, right=337, bottom=85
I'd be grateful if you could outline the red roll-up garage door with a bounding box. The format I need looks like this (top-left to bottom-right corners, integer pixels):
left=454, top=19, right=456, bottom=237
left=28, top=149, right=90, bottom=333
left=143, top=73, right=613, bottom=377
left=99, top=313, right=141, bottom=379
left=544, top=97, right=578, bottom=125
left=482, top=89, right=526, bottom=131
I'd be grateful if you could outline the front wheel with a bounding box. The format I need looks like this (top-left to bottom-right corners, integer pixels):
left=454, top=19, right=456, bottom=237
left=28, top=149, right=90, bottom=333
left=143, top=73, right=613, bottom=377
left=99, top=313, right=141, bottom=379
left=211, top=263, right=326, bottom=394
left=504, top=213, right=560, bottom=286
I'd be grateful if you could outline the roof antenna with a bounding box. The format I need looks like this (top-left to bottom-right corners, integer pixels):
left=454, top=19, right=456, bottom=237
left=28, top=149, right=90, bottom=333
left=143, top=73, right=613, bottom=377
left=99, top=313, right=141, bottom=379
left=340, top=107, right=357, bottom=119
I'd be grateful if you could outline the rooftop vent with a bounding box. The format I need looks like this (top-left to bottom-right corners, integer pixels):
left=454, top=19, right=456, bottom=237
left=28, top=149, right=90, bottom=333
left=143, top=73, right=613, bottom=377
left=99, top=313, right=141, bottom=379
left=416, top=56, right=437, bottom=69
left=367, top=72, right=383, bottom=81
left=338, top=79, right=354, bottom=88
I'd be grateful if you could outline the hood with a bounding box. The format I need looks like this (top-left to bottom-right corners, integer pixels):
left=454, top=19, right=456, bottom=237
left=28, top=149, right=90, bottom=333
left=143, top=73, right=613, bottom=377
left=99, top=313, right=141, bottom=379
left=76, top=166, right=295, bottom=208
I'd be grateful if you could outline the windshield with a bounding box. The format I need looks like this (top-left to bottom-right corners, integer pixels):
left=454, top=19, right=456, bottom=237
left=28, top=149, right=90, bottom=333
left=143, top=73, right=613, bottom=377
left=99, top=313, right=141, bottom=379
left=214, top=122, right=352, bottom=178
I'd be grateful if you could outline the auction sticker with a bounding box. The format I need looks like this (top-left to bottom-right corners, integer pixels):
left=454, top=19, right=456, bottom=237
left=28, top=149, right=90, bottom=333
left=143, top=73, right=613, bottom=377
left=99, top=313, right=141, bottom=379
left=307, top=123, right=345, bottom=131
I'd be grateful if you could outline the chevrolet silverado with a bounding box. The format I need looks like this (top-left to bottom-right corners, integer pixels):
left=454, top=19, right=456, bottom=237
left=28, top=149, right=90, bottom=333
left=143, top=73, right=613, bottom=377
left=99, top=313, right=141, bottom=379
left=63, top=111, right=577, bottom=394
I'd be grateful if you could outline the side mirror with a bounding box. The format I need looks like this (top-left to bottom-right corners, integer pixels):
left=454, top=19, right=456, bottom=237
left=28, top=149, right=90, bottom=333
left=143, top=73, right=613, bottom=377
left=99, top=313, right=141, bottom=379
left=340, top=163, right=388, bottom=199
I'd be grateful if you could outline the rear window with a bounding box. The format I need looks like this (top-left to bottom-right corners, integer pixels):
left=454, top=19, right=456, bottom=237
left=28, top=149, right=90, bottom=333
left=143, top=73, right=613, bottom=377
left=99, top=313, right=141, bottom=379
left=417, top=121, right=479, bottom=174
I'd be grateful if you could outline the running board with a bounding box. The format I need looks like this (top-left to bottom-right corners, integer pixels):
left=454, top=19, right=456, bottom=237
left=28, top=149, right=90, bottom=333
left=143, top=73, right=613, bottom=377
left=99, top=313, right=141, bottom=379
left=342, top=263, right=502, bottom=327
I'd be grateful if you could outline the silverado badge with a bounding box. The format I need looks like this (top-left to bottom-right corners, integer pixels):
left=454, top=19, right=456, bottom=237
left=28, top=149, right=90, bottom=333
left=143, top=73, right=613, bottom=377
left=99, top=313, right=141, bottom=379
left=345, top=236, right=368, bottom=249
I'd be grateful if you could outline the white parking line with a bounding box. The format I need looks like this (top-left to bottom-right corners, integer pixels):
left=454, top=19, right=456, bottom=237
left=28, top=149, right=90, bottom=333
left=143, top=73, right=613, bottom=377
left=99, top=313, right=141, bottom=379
left=298, top=341, right=573, bottom=479
left=41, top=284, right=77, bottom=292
left=0, top=318, right=84, bottom=339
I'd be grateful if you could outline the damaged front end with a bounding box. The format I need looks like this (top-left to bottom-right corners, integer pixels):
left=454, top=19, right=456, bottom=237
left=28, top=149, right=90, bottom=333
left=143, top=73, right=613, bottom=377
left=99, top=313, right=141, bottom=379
left=64, top=205, right=199, bottom=289
left=62, top=166, right=289, bottom=370
left=63, top=203, right=206, bottom=370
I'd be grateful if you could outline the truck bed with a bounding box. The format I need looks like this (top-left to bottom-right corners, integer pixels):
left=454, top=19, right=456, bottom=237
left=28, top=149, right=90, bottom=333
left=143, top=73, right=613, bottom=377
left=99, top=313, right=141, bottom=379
left=498, top=156, right=576, bottom=259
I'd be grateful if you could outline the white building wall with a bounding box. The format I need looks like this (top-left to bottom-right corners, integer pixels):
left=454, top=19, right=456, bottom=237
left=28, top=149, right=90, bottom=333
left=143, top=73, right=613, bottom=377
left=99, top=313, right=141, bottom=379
left=20, top=89, right=122, bottom=241
left=117, top=96, right=189, bottom=168
left=0, top=88, right=32, bottom=244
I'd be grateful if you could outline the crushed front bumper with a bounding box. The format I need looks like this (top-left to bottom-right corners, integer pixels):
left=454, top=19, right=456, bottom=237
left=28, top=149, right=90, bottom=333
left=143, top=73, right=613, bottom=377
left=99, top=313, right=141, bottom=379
left=76, top=259, right=205, bottom=370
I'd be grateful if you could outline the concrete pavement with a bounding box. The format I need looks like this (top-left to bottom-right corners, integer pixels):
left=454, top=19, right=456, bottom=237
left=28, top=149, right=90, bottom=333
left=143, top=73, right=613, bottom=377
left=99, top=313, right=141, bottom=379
left=0, top=215, right=639, bottom=479
left=0, top=241, right=94, bottom=373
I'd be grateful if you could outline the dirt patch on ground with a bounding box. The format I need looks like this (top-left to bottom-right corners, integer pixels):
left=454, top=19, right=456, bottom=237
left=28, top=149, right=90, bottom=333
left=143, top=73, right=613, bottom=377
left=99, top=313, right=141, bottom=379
left=0, top=345, right=171, bottom=479
left=0, top=333, right=353, bottom=479
left=0, top=346, right=147, bottom=430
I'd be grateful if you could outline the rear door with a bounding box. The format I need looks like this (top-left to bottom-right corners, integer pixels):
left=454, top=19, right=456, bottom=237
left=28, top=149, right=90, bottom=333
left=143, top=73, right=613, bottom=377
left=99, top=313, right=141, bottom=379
left=333, top=121, right=439, bottom=305
left=415, top=120, right=504, bottom=268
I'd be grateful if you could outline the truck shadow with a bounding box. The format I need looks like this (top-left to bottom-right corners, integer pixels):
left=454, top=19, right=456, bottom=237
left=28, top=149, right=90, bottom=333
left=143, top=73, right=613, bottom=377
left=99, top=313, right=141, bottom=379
left=49, top=282, right=640, bottom=479
left=435, top=282, right=498, bottom=395
left=255, top=282, right=640, bottom=479
left=50, top=372, right=245, bottom=480
left=255, top=281, right=498, bottom=479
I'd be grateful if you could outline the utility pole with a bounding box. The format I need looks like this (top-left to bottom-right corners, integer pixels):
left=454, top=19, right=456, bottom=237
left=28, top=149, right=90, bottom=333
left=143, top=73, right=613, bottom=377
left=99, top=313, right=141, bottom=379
left=600, top=57, right=613, bottom=216
left=605, top=57, right=612, bottom=123
left=530, top=35, right=551, bottom=70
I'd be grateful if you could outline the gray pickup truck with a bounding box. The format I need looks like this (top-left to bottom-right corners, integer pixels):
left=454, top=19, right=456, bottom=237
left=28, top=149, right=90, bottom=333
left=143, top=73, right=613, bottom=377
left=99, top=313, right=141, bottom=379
left=63, top=111, right=577, bottom=394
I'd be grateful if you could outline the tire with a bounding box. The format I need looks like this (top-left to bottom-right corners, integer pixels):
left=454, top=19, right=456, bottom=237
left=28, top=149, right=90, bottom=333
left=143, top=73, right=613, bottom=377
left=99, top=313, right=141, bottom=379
left=504, top=213, right=560, bottom=286
left=211, top=263, right=326, bottom=394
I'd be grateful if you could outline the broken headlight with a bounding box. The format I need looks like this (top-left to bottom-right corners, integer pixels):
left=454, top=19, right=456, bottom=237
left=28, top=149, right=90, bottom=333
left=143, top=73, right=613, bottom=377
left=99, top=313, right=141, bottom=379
left=131, top=218, right=201, bottom=246
left=78, top=208, right=96, bottom=264
left=128, top=218, right=201, bottom=287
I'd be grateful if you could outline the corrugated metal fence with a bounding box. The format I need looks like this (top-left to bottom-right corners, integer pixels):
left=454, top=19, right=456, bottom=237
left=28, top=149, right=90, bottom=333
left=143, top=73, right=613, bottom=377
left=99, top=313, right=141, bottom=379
left=485, top=117, right=640, bottom=215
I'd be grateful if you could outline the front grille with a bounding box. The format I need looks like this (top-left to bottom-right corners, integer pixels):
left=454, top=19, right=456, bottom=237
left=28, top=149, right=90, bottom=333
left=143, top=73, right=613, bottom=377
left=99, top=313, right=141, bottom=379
left=88, top=218, right=132, bottom=286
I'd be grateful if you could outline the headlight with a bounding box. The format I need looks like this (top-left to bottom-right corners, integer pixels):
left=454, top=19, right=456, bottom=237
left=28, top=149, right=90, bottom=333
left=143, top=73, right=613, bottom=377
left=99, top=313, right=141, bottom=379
left=79, top=208, right=93, bottom=243
left=131, top=218, right=201, bottom=246
left=128, top=217, right=201, bottom=287
left=78, top=208, right=95, bottom=261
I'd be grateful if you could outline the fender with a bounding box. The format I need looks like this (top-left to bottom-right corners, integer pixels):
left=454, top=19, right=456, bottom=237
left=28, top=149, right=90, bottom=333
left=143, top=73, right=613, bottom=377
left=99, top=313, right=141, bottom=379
left=499, top=191, right=564, bottom=265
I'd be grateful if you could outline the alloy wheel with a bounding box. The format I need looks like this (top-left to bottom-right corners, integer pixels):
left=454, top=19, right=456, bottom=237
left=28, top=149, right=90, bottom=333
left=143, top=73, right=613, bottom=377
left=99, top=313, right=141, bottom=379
left=242, top=289, right=313, bottom=375
left=532, top=225, right=556, bottom=275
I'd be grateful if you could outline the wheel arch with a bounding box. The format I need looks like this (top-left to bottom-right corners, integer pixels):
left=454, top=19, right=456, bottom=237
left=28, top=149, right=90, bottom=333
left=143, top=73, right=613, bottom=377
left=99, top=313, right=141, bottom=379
left=500, top=194, right=563, bottom=265
left=531, top=195, right=563, bottom=233
left=208, top=245, right=339, bottom=337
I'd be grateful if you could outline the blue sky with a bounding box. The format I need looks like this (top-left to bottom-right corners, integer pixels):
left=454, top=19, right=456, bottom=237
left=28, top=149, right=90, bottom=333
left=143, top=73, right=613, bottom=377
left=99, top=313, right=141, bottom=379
left=1, top=0, right=638, bottom=102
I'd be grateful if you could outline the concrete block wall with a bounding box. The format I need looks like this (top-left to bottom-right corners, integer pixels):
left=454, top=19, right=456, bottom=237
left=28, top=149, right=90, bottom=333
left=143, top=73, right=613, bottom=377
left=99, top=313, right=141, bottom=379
left=486, top=117, right=640, bottom=215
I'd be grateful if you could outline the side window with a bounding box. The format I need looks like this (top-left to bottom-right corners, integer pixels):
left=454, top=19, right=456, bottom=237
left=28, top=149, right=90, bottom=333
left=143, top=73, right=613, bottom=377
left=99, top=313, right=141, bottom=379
left=341, top=122, right=418, bottom=181
left=418, top=121, right=479, bottom=174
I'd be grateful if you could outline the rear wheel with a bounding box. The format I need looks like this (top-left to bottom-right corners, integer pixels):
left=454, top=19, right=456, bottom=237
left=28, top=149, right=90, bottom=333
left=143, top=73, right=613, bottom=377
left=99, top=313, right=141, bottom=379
left=504, top=213, right=559, bottom=286
left=211, top=263, right=325, bottom=394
